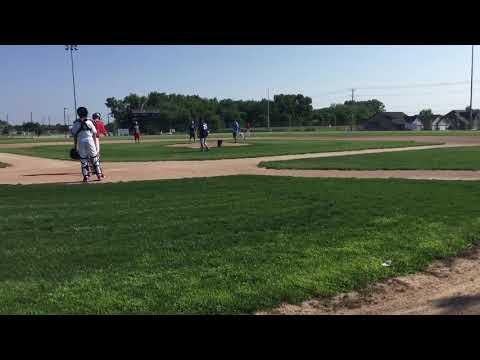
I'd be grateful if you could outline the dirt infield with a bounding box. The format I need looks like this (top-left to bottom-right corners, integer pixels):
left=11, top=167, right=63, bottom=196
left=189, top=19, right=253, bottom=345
left=0, top=143, right=471, bottom=185
left=257, top=246, right=480, bottom=315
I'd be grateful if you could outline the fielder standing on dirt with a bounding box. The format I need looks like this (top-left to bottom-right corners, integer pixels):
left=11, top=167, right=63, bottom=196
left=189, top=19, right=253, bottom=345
left=188, top=120, right=196, bottom=143
left=133, top=121, right=141, bottom=143
left=71, top=107, right=104, bottom=183
left=232, top=120, right=240, bottom=143
left=199, top=119, right=209, bottom=151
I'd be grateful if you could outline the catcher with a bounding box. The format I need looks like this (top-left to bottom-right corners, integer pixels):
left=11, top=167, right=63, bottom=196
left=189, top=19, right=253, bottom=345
left=70, top=107, right=104, bottom=183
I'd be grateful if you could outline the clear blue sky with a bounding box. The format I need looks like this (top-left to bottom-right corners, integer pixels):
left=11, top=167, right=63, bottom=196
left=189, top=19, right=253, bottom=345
left=0, top=45, right=477, bottom=124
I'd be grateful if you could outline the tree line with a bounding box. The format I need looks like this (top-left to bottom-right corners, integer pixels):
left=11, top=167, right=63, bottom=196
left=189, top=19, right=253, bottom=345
left=0, top=95, right=387, bottom=136
left=0, top=120, right=116, bottom=136
left=105, top=92, right=387, bottom=134
left=0, top=121, right=70, bottom=136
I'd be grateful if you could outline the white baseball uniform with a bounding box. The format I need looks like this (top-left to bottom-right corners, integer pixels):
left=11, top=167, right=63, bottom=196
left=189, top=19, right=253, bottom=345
left=71, top=119, right=102, bottom=177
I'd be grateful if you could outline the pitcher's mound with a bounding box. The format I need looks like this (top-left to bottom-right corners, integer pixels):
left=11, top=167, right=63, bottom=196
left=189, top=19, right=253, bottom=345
left=167, top=142, right=251, bottom=149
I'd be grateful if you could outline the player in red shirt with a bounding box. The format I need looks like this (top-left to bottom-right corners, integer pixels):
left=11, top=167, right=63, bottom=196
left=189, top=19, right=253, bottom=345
left=92, top=113, right=108, bottom=155
left=91, top=113, right=108, bottom=178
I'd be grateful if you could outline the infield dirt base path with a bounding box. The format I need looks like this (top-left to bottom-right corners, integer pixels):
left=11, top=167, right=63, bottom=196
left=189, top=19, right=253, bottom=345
left=1, top=142, right=480, bottom=185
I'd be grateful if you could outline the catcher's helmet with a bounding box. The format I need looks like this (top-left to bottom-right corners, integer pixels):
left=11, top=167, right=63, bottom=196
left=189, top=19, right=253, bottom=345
left=77, top=107, right=88, bottom=118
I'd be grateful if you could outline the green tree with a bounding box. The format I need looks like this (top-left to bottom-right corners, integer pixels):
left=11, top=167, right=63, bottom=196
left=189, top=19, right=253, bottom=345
left=105, top=91, right=382, bottom=133
left=418, top=109, right=434, bottom=130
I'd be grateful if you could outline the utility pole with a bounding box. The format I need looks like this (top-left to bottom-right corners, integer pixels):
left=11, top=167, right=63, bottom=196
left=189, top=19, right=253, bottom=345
left=30, top=112, right=33, bottom=122
left=65, top=45, right=79, bottom=119
left=267, top=88, right=270, bottom=130
left=470, top=45, right=474, bottom=129
left=351, top=88, right=355, bottom=131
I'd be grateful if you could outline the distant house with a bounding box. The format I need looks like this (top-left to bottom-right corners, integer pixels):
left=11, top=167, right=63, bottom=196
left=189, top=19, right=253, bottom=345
left=420, top=114, right=442, bottom=130
left=404, top=115, right=424, bottom=131
left=363, top=112, right=408, bottom=131
left=433, top=110, right=480, bottom=131
left=432, top=117, right=449, bottom=131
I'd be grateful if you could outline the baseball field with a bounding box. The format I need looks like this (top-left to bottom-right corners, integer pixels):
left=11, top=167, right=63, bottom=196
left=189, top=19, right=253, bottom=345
left=2, top=132, right=480, bottom=314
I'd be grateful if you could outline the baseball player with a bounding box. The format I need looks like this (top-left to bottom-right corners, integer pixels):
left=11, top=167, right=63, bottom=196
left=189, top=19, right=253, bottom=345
left=71, top=107, right=104, bottom=183
left=232, top=120, right=240, bottom=143
left=199, top=120, right=209, bottom=151
left=188, top=120, right=196, bottom=143
left=91, top=112, right=108, bottom=156
left=133, top=121, right=141, bottom=143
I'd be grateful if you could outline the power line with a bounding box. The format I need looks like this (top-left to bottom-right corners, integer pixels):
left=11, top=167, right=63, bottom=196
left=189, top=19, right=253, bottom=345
left=355, top=81, right=470, bottom=90
left=315, top=80, right=479, bottom=97
left=355, top=89, right=471, bottom=97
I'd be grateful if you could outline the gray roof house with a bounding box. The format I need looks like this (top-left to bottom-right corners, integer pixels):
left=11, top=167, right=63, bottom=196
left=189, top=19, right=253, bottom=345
left=433, top=110, right=480, bottom=130
left=404, top=115, right=424, bottom=130
left=363, top=112, right=409, bottom=130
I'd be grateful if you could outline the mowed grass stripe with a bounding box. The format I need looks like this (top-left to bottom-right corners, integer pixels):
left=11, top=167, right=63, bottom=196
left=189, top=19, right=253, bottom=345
left=0, top=140, right=435, bottom=161
left=1, top=131, right=478, bottom=144
left=1, top=176, right=480, bottom=314
left=260, top=146, right=480, bottom=170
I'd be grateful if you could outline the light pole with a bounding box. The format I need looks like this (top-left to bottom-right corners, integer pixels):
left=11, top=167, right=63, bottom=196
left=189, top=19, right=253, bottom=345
left=65, top=45, right=79, bottom=119
left=470, top=45, right=474, bottom=129
left=267, top=88, right=270, bottom=130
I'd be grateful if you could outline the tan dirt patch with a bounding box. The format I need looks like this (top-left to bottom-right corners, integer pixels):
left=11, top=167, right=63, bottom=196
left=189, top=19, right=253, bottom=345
left=257, top=246, right=480, bottom=315
left=0, top=143, right=463, bottom=185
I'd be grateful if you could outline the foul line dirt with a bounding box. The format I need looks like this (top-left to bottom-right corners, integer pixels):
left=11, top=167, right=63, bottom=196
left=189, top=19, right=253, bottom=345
left=0, top=143, right=474, bottom=185
left=1, top=142, right=480, bottom=185
left=257, top=246, right=480, bottom=315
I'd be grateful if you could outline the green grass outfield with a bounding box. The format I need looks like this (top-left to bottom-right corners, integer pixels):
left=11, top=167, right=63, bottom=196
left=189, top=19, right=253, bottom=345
left=1, top=176, right=480, bottom=314
left=0, top=134, right=195, bottom=144
left=1, top=130, right=479, bottom=144
left=260, top=146, right=480, bottom=170
left=253, top=130, right=480, bottom=137
left=0, top=140, right=435, bottom=161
